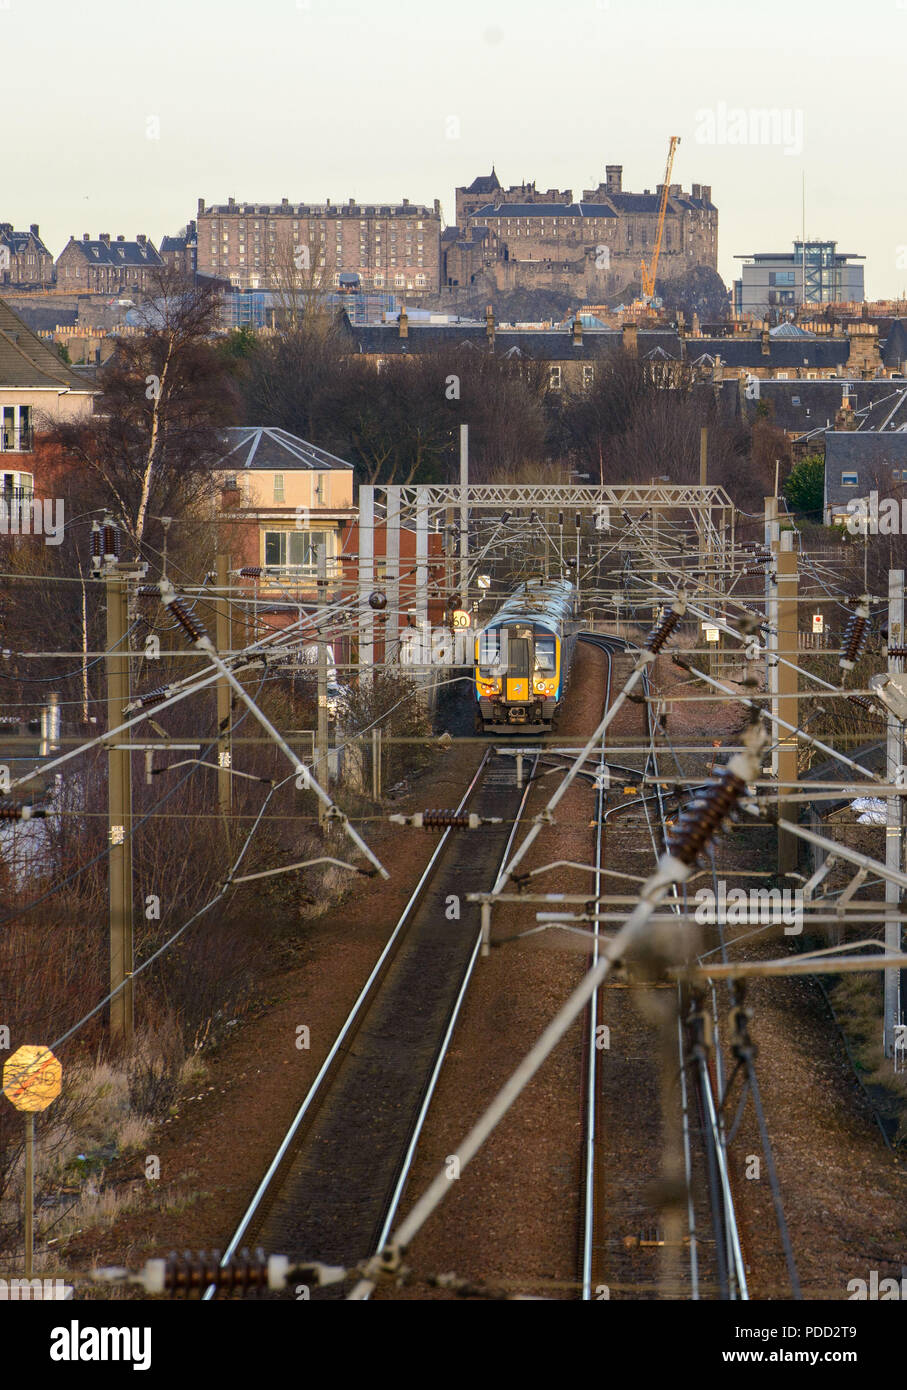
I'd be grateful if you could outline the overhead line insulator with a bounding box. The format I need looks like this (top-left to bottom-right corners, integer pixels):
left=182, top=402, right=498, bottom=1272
left=388, top=810, right=502, bottom=829
left=666, top=770, right=748, bottom=868
left=644, top=597, right=686, bottom=655
left=847, top=694, right=882, bottom=716
left=90, top=521, right=103, bottom=577
left=839, top=599, right=870, bottom=672
left=132, top=686, right=174, bottom=710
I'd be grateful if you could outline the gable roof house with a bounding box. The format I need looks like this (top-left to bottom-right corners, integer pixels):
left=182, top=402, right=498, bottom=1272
left=823, top=430, right=907, bottom=525
left=55, top=234, right=164, bottom=297
left=0, top=224, right=54, bottom=289
left=0, top=295, right=96, bottom=447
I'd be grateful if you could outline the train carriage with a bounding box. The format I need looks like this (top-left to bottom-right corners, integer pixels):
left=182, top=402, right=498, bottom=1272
left=474, top=578, right=577, bottom=732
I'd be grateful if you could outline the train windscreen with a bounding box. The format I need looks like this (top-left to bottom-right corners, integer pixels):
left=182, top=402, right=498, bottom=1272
left=534, top=638, right=556, bottom=675
left=478, top=630, right=503, bottom=676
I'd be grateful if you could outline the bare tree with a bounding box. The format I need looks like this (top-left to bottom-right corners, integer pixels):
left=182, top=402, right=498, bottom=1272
left=47, top=267, right=239, bottom=562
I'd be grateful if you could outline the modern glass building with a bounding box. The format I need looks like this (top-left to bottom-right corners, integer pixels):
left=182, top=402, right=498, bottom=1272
left=733, top=241, right=865, bottom=316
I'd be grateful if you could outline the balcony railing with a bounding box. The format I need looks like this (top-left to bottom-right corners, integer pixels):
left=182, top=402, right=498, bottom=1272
left=0, top=428, right=34, bottom=453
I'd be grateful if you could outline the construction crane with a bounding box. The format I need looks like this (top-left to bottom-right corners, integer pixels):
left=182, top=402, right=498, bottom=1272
left=639, top=135, right=681, bottom=303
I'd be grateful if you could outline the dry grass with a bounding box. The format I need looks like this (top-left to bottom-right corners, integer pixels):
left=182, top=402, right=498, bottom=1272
left=828, top=971, right=907, bottom=1142
left=0, top=1021, right=199, bottom=1263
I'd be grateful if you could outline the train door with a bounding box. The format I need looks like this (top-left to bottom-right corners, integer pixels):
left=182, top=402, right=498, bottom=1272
left=506, top=633, right=531, bottom=704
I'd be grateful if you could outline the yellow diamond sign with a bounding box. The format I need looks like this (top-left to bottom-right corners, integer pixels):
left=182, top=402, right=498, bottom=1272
left=3, top=1045, right=62, bottom=1112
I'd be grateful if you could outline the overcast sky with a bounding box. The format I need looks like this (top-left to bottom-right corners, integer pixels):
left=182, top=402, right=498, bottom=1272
left=4, top=0, right=905, bottom=298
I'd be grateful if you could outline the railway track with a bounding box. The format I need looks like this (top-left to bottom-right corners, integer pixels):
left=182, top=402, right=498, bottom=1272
left=208, top=745, right=537, bottom=1300
left=577, top=630, right=739, bottom=1301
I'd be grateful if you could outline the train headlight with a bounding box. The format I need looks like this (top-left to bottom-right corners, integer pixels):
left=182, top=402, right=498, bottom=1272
left=534, top=679, right=555, bottom=696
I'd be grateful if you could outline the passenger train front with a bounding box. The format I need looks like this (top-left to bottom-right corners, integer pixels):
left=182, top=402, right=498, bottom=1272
left=474, top=578, right=577, bottom=732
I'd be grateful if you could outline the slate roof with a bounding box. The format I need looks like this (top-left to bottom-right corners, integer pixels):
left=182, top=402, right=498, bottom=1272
left=472, top=202, right=617, bottom=219
left=350, top=322, right=684, bottom=361
left=214, top=427, right=354, bottom=472
left=464, top=170, right=502, bottom=195
left=349, top=322, right=869, bottom=369
left=60, top=237, right=163, bottom=268
left=825, top=431, right=907, bottom=512
left=742, top=380, right=903, bottom=434
left=691, top=336, right=850, bottom=371
left=882, top=319, right=907, bottom=368
left=8, top=303, right=78, bottom=333
left=0, top=226, right=51, bottom=257
left=0, top=297, right=97, bottom=391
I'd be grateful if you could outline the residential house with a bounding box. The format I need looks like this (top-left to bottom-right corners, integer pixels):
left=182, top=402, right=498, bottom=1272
left=55, top=234, right=164, bottom=297
left=823, top=431, right=907, bottom=525
left=0, top=224, right=54, bottom=289
left=160, top=222, right=198, bottom=279
left=0, top=297, right=96, bottom=500
left=214, top=425, right=445, bottom=661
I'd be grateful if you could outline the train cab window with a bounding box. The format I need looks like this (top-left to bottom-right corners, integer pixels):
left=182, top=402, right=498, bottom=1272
left=534, top=638, right=556, bottom=675
left=478, top=631, right=503, bottom=675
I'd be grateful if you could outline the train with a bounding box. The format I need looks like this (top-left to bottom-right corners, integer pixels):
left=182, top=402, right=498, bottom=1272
left=474, top=578, right=578, bottom=732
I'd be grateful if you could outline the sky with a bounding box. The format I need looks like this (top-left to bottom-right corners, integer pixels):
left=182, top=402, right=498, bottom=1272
left=4, top=0, right=907, bottom=299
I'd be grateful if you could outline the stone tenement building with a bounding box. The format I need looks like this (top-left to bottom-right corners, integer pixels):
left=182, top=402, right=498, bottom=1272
left=160, top=221, right=198, bottom=279
left=0, top=224, right=54, bottom=289
left=55, top=234, right=164, bottom=295
left=195, top=197, right=443, bottom=294
left=446, top=166, right=718, bottom=303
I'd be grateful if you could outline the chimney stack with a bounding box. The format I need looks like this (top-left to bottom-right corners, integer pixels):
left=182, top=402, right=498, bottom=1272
left=485, top=303, right=495, bottom=344
left=572, top=315, right=583, bottom=347
left=137, top=234, right=147, bottom=245
left=83, top=233, right=90, bottom=241
left=398, top=307, right=408, bottom=339
left=99, top=233, right=110, bottom=245
left=198, top=197, right=206, bottom=215
left=622, top=321, right=638, bottom=357
left=30, top=224, right=39, bottom=237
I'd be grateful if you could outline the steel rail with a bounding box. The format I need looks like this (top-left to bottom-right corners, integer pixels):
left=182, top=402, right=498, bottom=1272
left=204, top=747, right=495, bottom=1299
left=354, top=752, right=541, bottom=1299
left=578, top=632, right=618, bottom=1301
left=639, top=664, right=703, bottom=1301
